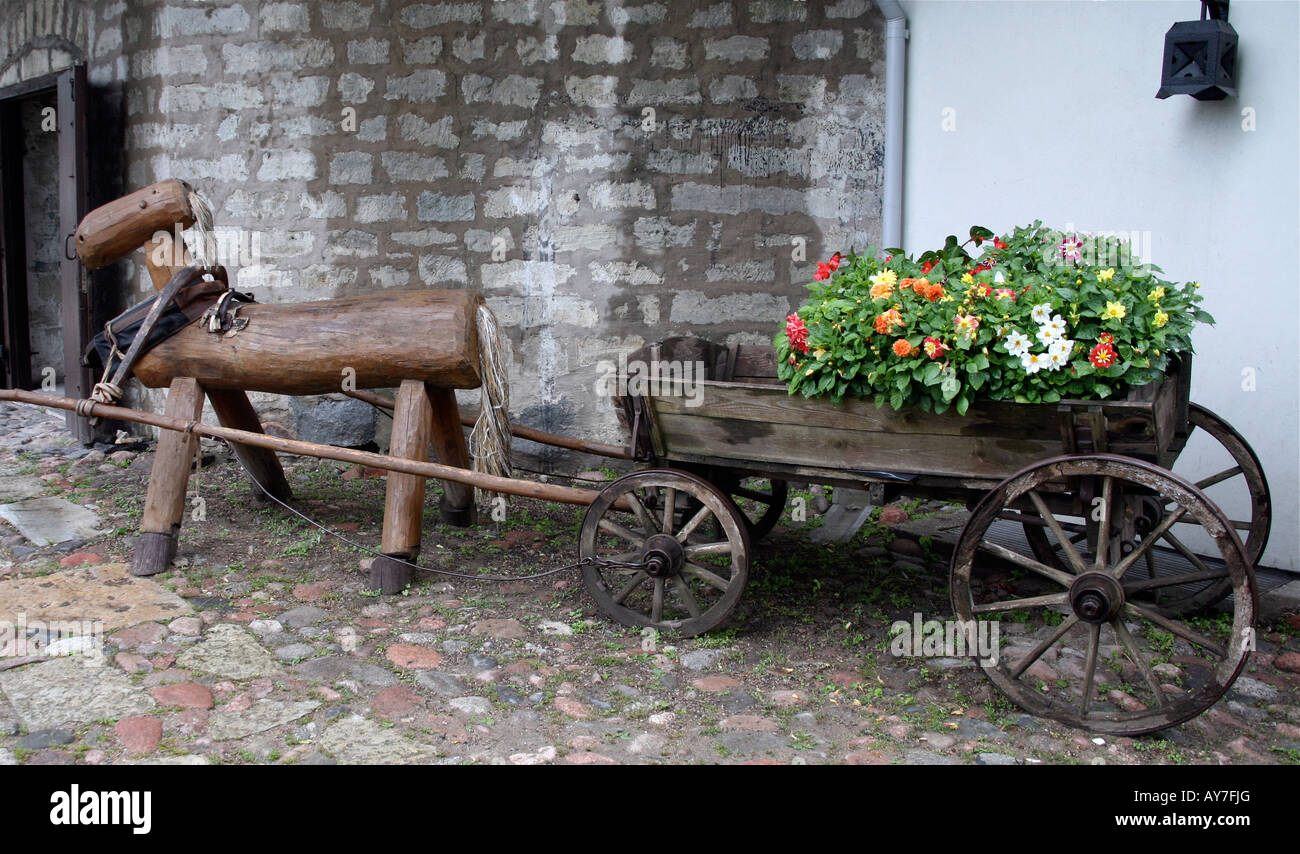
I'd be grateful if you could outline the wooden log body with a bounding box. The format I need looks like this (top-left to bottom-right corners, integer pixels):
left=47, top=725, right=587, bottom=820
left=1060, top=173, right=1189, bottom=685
left=134, top=289, right=484, bottom=394
left=75, top=179, right=194, bottom=270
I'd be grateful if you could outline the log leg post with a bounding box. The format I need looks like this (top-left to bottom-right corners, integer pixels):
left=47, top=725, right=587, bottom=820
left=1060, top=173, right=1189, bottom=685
left=132, top=377, right=204, bottom=576
left=204, top=387, right=293, bottom=502
left=426, top=385, right=477, bottom=527
left=371, top=379, right=433, bottom=595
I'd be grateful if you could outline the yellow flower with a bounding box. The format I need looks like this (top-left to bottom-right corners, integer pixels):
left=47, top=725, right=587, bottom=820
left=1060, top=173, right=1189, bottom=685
left=1097, top=268, right=1115, bottom=282
left=961, top=273, right=974, bottom=285
left=1153, top=310, right=1169, bottom=328
left=1148, top=286, right=1166, bottom=302
left=871, top=269, right=898, bottom=288
left=1193, top=281, right=1202, bottom=289
left=1102, top=301, right=1126, bottom=320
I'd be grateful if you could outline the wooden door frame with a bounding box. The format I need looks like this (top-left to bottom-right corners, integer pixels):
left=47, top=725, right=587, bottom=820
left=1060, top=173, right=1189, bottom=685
left=0, top=64, right=93, bottom=443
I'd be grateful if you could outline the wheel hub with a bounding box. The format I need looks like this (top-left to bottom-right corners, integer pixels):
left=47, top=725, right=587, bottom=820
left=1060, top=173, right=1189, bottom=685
left=1068, top=571, right=1126, bottom=624
left=640, top=533, right=685, bottom=578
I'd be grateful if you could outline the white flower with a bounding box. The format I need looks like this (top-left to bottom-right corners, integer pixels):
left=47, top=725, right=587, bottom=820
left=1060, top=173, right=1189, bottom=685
left=1031, top=303, right=1053, bottom=324
left=1049, top=338, right=1075, bottom=359
left=1005, top=330, right=1032, bottom=356
left=1036, top=325, right=1062, bottom=345
left=993, top=270, right=1006, bottom=284
left=1045, top=348, right=1070, bottom=370
left=1021, top=352, right=1046, bottom=374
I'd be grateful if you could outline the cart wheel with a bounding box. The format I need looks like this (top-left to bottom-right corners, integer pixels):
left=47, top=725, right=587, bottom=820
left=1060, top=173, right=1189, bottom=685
left=579, top=468, right=751, bottom=637
left=710, top=474, right=788, bottom=541
left=952, top=454, right=1255, bottom=735
left=1183, top=403, right=1272, bottom=566
left=1022, top=403, right=1271, bottom=614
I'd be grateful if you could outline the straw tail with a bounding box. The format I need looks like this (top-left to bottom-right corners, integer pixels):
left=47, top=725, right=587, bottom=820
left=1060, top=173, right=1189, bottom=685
left=470, top=302, right=512, bottom=505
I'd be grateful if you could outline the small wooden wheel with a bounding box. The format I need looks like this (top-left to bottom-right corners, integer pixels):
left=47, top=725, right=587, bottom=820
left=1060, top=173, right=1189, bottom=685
left=579, top=469, right=751, bottom=637
left=715, top=474, right=788, bottom=542
left=953, top=455, right=1255, bottom=736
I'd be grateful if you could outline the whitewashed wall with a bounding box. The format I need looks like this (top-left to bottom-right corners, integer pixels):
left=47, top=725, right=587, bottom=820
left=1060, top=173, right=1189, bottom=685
left=900, top=0, right=1299, bottom=571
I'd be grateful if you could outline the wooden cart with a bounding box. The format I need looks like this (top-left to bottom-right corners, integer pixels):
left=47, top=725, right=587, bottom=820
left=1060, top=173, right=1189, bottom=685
left=590, top=337, right=1270, bottom=735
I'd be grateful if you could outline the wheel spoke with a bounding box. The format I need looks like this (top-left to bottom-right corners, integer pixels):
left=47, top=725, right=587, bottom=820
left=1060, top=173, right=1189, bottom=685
left=1092, top=476, right=1113, bottom=572
left=1111, top=506, right=1188, bottom=579
left=972, top=592, right=1069, bottom=615
left=1026, top=490, right=1087, bottom=574
left=612, top=571, right=649, bottom=605
left=682, top=562, right=730, bottom=592
left=676, top=503, right=713, bottom=543
left=1112, top=618, right=1165, bottom=708
left=651, top=577, right=665, bottom=623
left=1081, top=622, right=1101, bottom=715
left=975, top=540, right=1075, bottom=588
left=1124, top=603, right=1226, bottom=658
left=732, top=486, right=773, bottom=503
left=673, top=576, right=702, bottom=618
left=1124, top=568, right=1229, bottom=592
left=625, top=492, right=658, bottom=535
left=685, top=540, right=732, bottom=558
left=598, top=518, right=646, bottom=546
left=661, top=487, right=676, bottom=534
left=1010, top=614, right=1079, bottom=679
left=1196, top=465, right=1242, bottom=491
left=1159, top=529, right=1216, bottom=577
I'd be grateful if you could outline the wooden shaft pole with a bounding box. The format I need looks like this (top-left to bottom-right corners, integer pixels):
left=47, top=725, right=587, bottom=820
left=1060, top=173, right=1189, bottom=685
left=343, top=388, right=634, bottom=460
left=0, top=389, right=623, bottom=509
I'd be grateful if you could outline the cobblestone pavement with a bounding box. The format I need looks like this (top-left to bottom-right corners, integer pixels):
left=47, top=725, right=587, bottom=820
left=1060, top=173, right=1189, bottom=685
left=1, top=399, right=1297, bottom=766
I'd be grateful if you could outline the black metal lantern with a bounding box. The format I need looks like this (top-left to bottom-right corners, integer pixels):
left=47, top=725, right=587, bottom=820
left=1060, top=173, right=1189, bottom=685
left=1156, top=0, right=1238, bottom=100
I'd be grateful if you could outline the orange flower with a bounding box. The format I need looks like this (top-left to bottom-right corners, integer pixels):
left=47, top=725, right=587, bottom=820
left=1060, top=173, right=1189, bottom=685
left=892, top=338, right=915, bottom=357
left=870, top=281, right=895, bottom=300
left=873, top=309, right=903, bottom=334
left=923, top=283, right=945, bottom=302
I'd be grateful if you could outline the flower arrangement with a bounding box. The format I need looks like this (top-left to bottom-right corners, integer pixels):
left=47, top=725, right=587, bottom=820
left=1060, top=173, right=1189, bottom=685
left=775, top=223, right=1213, bottom=414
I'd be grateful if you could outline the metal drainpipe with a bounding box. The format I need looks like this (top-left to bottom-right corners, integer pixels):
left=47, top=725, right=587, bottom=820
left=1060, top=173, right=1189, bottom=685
left=874, top=0, right=908, bottom=250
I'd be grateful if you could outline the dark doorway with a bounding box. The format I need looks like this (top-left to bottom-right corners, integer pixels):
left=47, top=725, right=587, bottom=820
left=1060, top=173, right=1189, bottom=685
left=0, top=64, right=93, bottom=443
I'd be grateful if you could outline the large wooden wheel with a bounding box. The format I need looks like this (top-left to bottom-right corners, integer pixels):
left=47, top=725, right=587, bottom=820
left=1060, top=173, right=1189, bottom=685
left=1023, top=404, right=1270, bottom=614
left=579, top=469, right=751, bottom=637
left=953, top=455, right=1256, bottom=735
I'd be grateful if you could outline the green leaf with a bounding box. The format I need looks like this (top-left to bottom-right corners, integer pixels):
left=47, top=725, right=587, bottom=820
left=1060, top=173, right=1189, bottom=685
left=940, top=374, right=960, bottom=401
left=955, top=394, right=970, bottom=416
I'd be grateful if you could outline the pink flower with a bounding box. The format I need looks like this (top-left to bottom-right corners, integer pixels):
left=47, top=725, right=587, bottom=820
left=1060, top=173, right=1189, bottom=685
left=786, top=314, right=809, bottom=354
left=1059, top=234, right=1084, bottom=262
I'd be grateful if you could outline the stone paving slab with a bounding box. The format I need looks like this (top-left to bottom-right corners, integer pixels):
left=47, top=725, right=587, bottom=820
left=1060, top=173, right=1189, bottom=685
left=0, top=497, right=102, bottom=546
left=209, top=699, right=321, bottom=741
left=0, top=475, right=46, bottom=503
left=0, top=563, right=191, bottom=631
left=0, top=656, right=155, bottom=730
left=317, top=715, right=445, bottom=765
left=175, top=624, right=282, bottom=680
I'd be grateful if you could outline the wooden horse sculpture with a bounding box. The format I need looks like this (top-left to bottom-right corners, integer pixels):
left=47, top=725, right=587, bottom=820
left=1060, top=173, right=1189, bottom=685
left=73, top=180, right=509, bottom=594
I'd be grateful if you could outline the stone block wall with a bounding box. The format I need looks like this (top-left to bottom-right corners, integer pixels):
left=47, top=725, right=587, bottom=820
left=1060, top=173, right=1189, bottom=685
left=2, top=0, right=887, bottom=447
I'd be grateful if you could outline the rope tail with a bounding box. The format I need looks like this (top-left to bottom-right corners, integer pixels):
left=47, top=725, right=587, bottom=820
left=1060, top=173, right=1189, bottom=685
left=469, top=301, right=512, bottom=505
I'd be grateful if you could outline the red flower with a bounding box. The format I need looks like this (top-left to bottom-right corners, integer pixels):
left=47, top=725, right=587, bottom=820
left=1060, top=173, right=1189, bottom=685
left=814, top=263, right=832, bottom=280
left=994, top=238, right=1008, bottom=250
left=920, top=260, right=935, bottom=274
left=923, top=337, right=946, bottom=359
left=786, top=314, right=809, bottom=353
left=1097, top=332, right=1114, bottom=345
left=828, top=253, right=842, bottom=271
left=1089, top=343, right=1117, bottom=368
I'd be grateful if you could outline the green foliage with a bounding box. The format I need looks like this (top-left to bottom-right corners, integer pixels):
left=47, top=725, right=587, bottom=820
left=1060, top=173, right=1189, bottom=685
left=776, top=223, right=1212, bottom=411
